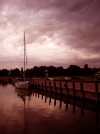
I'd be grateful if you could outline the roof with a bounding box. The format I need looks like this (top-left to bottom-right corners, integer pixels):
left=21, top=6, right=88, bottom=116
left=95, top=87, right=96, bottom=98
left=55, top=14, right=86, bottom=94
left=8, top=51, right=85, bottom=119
left=95, top=71, right=100, bottom=75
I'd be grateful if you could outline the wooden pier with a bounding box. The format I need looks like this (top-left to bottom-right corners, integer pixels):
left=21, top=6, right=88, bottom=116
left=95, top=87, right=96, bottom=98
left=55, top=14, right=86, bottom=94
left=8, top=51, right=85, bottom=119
left=32, top=79, right=100, bottom=102
left=0, top=76, right=100, bottom=102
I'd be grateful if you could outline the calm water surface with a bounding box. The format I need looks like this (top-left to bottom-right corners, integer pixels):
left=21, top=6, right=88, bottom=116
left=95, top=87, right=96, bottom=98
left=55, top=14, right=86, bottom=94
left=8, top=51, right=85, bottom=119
left=0, top=83, right=100, bottom=134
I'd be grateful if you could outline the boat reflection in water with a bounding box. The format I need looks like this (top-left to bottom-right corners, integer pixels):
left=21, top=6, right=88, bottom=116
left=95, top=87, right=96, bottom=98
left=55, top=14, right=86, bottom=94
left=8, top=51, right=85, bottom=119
left=15, top=88, right=32, bottom=97
left=0, top=81, right=8, bottom=87
left=15, top=88, right=32, bottom=134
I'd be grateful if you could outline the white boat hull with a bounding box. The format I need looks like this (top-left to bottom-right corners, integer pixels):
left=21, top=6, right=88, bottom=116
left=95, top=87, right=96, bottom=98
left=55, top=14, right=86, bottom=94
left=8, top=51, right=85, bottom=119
left=15, top=81, right=31, bottom=89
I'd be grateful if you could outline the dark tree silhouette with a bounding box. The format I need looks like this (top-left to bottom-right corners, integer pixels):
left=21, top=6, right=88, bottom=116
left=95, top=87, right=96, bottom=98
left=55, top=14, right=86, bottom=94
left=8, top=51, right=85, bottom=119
left=0, top=64, right=99, bottom=77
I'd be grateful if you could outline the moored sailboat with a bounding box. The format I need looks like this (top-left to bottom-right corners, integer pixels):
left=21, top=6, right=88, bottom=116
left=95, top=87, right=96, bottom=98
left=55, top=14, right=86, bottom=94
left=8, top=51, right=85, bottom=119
left=15, top=31, right=32, bottom=89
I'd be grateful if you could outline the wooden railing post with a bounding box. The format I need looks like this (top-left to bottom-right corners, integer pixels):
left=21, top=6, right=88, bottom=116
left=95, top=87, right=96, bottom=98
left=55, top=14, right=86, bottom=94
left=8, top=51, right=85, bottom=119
left=42, top=81, right=43, bottom=90
left=38, top=81, right=39, bottom=89
left=49, top=80, right=51, bottom=92
left=45, top=80, right=47, bottom=91
left=36, top=81, right=38, bottom=89
left=65, top=80, right=68, bottom=96
left=95, top=81, right=99, bottom=103
left=80, top=81, right=84, bottom=99
left=54, top=80, right=56, bottom=94
left=73, top=81, right=75, bottom=97
left=60, top=81, right=62, bottom=95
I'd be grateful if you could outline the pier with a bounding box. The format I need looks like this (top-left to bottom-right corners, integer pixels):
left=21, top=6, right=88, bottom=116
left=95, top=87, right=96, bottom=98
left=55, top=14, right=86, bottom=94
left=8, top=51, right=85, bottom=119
left=0, top=76, right=100, bottom=102
left=32, top=79, right=100, bottom=102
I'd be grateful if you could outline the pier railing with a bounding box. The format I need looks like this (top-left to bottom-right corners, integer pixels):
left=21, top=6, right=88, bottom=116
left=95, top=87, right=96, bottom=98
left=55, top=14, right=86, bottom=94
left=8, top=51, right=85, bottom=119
left=32, top=79, right=100, bottom=102
left=0, top=77, right=100, bottom=102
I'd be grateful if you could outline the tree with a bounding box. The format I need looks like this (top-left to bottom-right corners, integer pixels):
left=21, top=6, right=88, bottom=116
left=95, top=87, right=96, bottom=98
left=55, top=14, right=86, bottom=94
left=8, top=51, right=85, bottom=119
left=84, top=64, right=88, bottom=69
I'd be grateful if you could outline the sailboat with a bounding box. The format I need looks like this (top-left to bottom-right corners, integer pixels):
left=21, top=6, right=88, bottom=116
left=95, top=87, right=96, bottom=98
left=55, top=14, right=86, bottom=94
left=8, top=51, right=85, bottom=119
left=15, top=31, right=32, bottom=89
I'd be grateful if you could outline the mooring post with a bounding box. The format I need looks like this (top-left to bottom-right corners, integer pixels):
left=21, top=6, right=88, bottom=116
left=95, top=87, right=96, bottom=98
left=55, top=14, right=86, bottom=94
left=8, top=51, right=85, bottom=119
left=54, top=80, right=56, bottom=94
left=80, top=81, right=84, bottom=99
left=49, top=80, right=51, bottom=93
left=45, top=80, right=47, bottom=92
left=65, top=80, right=68, bottom=96
left=95, top=81, right=99, bottom=103
left=42, top=81, right=43, bottom=90
left=73, top=81, right=75, bottom=97
left=35, top=81, right=36, bottom=88
left=38, top=81, right=39, bottom=89
left=35, top=81, right=37, bottom=89
left=60, top=81, right=62, bottom=95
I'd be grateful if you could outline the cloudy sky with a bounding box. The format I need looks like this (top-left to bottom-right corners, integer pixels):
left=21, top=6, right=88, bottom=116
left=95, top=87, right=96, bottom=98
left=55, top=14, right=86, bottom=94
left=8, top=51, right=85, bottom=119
left=0, top=0, right=100, bottom=69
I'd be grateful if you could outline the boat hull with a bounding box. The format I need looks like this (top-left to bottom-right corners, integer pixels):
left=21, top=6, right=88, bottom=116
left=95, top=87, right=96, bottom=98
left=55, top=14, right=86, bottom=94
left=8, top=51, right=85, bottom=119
left=15, top=82, right=31, bottom=89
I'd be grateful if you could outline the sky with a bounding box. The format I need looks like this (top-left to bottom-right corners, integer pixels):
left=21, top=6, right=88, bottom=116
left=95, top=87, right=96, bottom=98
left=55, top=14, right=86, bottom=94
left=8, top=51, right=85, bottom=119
left=0, top=0, right=100, bottom=69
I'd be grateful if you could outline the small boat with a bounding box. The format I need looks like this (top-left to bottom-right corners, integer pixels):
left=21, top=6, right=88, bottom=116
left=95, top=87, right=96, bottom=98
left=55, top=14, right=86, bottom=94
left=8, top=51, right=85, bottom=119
left=15, top=78, right=32, bottom=89
left=15, top=31, right=32, bottom=89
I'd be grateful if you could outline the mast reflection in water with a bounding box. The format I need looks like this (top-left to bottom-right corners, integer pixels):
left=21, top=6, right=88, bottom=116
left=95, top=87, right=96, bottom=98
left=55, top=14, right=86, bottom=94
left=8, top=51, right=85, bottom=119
left=0, top=83, right=100, bottom=134
left=15, top=88, right=32, bottom=134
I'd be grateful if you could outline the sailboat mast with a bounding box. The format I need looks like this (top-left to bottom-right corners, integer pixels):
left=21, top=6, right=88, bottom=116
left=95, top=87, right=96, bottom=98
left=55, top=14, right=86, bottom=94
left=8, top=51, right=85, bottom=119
left=23, top=31, right=26, bottom=81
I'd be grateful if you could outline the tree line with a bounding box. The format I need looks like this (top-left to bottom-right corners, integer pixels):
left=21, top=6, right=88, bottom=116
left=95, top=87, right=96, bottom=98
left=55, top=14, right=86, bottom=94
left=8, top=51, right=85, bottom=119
left=0, top=64, right=99, bottom=77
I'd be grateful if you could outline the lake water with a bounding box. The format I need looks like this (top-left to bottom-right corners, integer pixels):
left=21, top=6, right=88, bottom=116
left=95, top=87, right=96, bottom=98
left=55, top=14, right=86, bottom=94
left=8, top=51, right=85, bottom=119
left=0, top=83, right=100, bottom=134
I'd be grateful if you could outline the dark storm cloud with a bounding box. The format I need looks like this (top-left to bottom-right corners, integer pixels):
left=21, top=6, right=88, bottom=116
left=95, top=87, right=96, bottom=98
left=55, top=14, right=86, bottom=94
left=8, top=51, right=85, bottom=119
left=0, top=0, right=100, bottom=68
left=2, top=0, right=100, bottom=44
left=21, top=0, right=100, bottom=50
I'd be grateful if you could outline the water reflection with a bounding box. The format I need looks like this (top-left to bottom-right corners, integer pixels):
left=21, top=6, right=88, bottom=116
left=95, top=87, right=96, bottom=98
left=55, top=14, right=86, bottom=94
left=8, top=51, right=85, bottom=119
left=15, top=88, right=32, bottom=98
left=0, top=84, right=100, bottom=134
left=32, top=89, right=100, bottom=125
left=15, top=88, right=32, bottom=134
left=0, top=81, right=8, bottom=87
